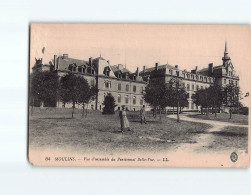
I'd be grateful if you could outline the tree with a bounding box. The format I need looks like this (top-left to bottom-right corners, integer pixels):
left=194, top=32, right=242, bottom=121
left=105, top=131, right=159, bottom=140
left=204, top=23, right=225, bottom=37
left=168, top=78, right=188, bottom=122
left=192, top=88, right=211, bottom=115
left=60, top=73, right=85, bottom=118
left=207, top=84, right=223, bottom=117
left=143, top=78, right=170, bottom=120
left=30, top=71, right=59, bottom=108
left=102, top=93, right=116, bottom=114
left=223, top=83, right=241, bottom=119
left=78, top=84, right=98, bottom=117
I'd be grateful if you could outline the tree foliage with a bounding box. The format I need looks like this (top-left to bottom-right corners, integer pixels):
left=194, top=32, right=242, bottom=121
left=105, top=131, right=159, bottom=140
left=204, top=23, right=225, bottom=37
left=143, top=78, right=170, bottom=119
left=223, top=83, right=241, bottom=119
left=168, top=78, right=188, bottom=122
left=30, top=71, right=59, bottom=107
left=102, top=93, right=116, bottom=114
left=60, top=73, right=97, bottom=118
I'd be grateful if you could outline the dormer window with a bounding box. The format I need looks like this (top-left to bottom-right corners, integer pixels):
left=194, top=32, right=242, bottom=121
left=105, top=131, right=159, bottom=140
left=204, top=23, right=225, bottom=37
left=68, top=64, right=77, bottom=72
left=118, top=72, right=122, bottom=79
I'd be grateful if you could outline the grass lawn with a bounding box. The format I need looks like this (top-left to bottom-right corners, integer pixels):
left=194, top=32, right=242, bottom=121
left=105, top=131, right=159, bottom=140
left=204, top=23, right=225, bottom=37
left=206, top=126, right=249, bottom=153
left=187, top=113, right=249, bottom=125
left=29, top=107, right=211, bottom=155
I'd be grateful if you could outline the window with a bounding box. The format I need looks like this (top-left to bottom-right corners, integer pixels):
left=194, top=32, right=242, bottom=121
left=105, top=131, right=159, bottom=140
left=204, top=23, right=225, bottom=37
left=191, top=103, right=194, bottom=110
left=169, top=69, right=173, bottom=75
left=140, top=99, right=143, bottom=105
left=91, top=79, right=95, bottom=86
left=118, top=94, right=121, bottom=103
left=126, top=84, right=129, bottom=91
left=224, top=79, right=226, bottom=84
left=118, top=83, right=121, bottom=90
left=125, top=95, right=129, bottom=104
left=133, top=86, right=136, bottom=92
left=192, top=84, right=194, bottom=91
left=141, top=86, right=144, bottom=94
left=196, top=85, right=199, bottom=90
left=133, top=96, right=136, bottom=104
left=78, top=67, right=82, bottom=72
left=176, top=71, right=179, bottom=76
left=200, top=76, right=202, bottom=80
left=235, top=81, right=238, bottom=86
left=104, top=80, right=111, bottom=88
left=187, top=84, right=190, bottom=91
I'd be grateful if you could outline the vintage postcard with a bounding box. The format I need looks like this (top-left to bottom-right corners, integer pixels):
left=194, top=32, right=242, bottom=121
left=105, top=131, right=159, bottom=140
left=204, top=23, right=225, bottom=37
left=28, top=24, right=250, bottom=167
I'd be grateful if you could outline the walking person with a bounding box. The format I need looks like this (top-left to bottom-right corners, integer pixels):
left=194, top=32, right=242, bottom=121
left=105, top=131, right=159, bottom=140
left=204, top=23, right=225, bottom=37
left=119, top=105, right=130, bottom=132
left=140, top=105, right=147, bottom=124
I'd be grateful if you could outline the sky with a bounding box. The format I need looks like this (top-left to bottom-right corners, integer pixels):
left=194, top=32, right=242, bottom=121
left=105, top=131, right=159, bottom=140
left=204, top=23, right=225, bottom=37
left=30, top=24, right=251, bottom=106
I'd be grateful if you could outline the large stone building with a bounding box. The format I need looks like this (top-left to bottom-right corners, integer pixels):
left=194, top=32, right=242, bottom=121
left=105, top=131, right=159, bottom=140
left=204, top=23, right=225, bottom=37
left=33, top=54, right=147, bottom=111
left=32, top=42, right=239, bottom=111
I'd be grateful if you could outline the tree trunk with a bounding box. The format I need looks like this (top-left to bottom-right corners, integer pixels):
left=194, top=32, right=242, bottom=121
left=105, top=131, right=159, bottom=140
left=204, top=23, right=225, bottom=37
left=229, top=108, right=232, bottom=119
left=159, top=108, right=162, bottom=120
left=201, top=107, right=203, bottom=115
left=177, top=101, right=180, bottom=122
left=72, top=103, right=75, bottom=118
left=82, top=104, right=85, bottom=118
left=214, top=107, right=217, bottom=117
left=180, top=106, right=182, bottom=114
left=85, top=103, right=89, bottom=117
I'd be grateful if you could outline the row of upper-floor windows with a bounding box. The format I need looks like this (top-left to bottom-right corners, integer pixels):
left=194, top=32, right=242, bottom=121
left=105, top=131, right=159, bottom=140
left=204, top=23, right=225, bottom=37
left=103, top=81, right=144, bottom=93
left=224, top=79, right=238, bottom=86
left=186, top=83, right=208, bottom=91
left=169, top=69, right=213, bottom=83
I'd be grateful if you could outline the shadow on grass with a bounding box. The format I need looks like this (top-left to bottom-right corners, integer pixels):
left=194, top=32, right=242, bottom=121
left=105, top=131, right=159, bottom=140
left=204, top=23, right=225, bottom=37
left=39, top=117, right=73, bottom=119
left=130, top=120, right=161, bottom=124
left=211, top=131, right=247, bottom=137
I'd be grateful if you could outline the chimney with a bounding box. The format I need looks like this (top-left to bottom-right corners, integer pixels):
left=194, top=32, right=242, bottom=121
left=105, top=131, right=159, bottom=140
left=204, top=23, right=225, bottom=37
left=54, top=55, right=57, bottom=69
left=175, top=65, right=179, bottom=69
left=89, top=57, right=93, bottom=66
left=143, top=65, right=146, bottom=75
left=155, top=62, right=159, bottom=71
left=136, top=67, right=139, bottom=76
left=118, top=64, right=123, bottom=70
left=63, top=54, right=68, bottom=59
left=208, top=63, right=213, bottom=75
left=195, top=66, right=198, bottom=70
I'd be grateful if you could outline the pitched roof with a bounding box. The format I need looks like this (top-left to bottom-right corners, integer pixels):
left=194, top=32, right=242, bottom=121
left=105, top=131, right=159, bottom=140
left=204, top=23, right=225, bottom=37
left=57, top=56, right=89, bottom=70
left=110, top=65, right=132, bottom=74
left=140, top=64, right=179, bottom=73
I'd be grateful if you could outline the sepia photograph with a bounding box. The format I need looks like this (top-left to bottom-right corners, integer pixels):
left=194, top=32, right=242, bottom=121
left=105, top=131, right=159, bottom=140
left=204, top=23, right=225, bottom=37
left=28, top=24, right=250, bottom=167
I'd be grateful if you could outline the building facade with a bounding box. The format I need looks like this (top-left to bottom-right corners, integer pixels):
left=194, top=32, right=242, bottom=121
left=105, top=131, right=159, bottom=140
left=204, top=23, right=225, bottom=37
left=32, top=42, right=239, bottom=111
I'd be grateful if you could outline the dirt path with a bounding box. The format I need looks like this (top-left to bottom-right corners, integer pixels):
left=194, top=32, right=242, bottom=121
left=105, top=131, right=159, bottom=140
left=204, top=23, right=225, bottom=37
left=167, top=114, right=248, bottom=154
